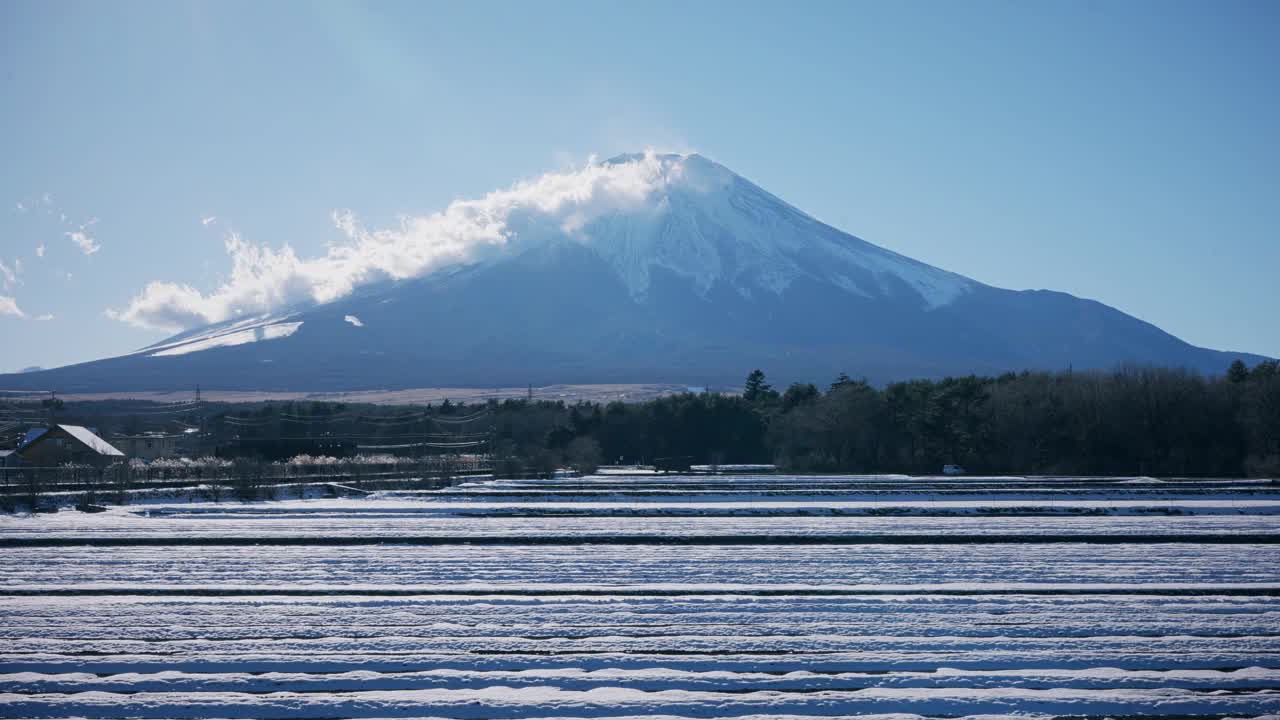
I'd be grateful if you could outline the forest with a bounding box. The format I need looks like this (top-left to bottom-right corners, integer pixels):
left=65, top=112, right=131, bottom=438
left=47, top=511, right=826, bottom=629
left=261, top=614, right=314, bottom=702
left=9, top=359, right=1278, bottom=479
left=199, top=359, right=1280, bottom=477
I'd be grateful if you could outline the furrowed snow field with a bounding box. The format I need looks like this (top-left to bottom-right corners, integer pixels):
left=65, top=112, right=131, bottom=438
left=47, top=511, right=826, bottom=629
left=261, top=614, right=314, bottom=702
left=1, top=473, right=1278, bottom=719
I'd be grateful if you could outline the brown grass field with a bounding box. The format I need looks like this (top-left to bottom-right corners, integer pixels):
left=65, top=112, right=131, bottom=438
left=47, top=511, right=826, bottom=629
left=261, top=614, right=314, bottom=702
left=3, top=384, right=705, bottom=405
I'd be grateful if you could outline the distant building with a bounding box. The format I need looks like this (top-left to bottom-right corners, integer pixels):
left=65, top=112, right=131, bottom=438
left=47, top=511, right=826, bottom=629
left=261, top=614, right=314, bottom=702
left=16, top=425, right=125, bottom=467
left=113, top=432, right=185, bottom=461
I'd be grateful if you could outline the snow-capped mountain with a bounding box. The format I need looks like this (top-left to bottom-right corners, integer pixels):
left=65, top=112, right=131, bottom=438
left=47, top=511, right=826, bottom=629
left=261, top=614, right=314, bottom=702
left=578, top=154, right=974, bottom=308
left=1, top=153, right=1266, bottom=391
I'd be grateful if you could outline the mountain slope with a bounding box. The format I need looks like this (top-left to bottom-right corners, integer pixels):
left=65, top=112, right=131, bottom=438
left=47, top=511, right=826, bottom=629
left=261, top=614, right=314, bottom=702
left=1, top=153, right=1266, bottom=391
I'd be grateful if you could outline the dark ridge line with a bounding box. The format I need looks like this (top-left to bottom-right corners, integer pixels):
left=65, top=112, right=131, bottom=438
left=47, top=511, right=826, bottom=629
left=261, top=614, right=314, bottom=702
left=9, top=625, right=1279, bottom=637
left=442, top=511, right=1279, bottom=519
left=4, top=587, right=1279, bottom=598
left=387, top=490, right=1280, bottom=499
left=0, top=666, right=1271, bottom=677
left=7, top=648, right=1280, bottom=659
left=1, top=533, right=1277, bottom=547
left=0, top=687, right=1274, bottom=698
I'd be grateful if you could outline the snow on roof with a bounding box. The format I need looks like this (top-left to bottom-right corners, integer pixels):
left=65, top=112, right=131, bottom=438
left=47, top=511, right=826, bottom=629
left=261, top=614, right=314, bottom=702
left=22, top=427, right=48, bottom=446
left=56, top=425, right=125, bottom=456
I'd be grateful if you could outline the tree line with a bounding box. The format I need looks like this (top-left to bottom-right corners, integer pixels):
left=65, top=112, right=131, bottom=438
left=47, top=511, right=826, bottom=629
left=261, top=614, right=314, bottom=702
left=485, top=359, right=1279, bottom=477
left=9, top=359, right=1279, bottom=478
left=762, top=361, right=1279, bottom=477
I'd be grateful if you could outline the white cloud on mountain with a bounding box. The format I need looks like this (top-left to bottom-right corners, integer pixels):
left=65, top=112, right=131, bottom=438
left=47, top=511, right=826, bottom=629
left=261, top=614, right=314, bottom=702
left=110, top=151, right=686, bottom=332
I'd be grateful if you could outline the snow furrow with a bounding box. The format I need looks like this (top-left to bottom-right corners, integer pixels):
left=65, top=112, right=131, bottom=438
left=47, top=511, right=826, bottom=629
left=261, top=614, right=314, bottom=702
left=3, top=473, right=1276, bottom=718
left=3, top=686, right=1278, bottom=719
left=7, top=666, right=1280, bottom=694
left=4, top=543, right=1274, bottom=588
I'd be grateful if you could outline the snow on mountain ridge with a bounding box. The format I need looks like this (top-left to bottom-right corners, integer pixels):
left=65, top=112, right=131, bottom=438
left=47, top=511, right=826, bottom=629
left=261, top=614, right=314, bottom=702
left=562, top=153, right=975, bottom=308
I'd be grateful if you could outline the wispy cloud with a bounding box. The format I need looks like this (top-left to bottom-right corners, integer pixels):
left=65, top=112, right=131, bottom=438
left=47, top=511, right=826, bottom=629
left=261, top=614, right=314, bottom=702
left=109, top=152, right=695, bottom=331
left=15, top=192, right=56, bottom=213
left=67, top=230, right=100, bottom=255
left=0, top=260, right=16, bottom=290
left=201, top=215, right=218, bottom=226
left=66, top=219, right=101, bottom=255
left=35, top=313, right=54, bottom=321
left=0, top=295, right=25, bottom=318
left=18, top=192, right=102, bottom=256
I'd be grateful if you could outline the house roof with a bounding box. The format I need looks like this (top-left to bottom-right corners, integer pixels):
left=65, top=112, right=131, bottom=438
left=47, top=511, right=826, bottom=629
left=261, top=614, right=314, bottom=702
left=59, top=425, right=125, bottom=456
left=20, top=424, right=124, bottom=457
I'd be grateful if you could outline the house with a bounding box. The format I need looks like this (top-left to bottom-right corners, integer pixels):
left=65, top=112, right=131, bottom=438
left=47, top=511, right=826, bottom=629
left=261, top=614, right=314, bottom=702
left=112, top=432, right=184, bottom=461
left=16, top=425, right=125, bottom=467
left=0, top=449, right=17, bottom=486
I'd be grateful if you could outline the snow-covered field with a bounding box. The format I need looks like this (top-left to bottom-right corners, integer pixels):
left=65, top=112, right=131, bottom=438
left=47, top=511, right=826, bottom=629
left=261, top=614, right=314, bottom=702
left=1, top=473, right=1277, bottom=718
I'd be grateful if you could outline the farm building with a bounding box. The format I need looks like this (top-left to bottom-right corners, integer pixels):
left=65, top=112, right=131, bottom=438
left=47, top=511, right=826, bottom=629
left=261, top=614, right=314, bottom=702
left=16, top=425, right=125, bottom=467
left=112, top=432, right=184, bottom=461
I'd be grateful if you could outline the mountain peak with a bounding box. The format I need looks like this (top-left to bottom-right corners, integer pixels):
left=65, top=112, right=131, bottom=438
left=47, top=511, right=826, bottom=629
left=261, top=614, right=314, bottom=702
left=603, top=151, right=699, bottom=165
left=539, top=151, right=973, bottom=308
left=597, top=151, right=734, bottom=191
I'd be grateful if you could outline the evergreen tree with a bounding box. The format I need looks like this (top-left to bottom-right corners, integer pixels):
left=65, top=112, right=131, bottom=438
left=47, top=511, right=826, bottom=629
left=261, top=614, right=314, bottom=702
left=743, top=369, right=778, bottom=403
left=566, top=436, right=603, bottom=475
left=1252, top=360, right=1278, bottom=381
left=781, top=383, right=819, bottom=411
left=1228, top=359, right=1249, bottom=383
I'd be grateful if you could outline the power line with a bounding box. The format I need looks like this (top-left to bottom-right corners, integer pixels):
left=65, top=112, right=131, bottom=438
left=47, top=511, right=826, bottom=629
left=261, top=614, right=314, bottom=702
left=430, top=410, right=490, bottom=425
left=225, top=432, right=488, bottom=440
left=220, top=417, right=274, bottom=426
left=356, top=440, right=488, bottom=450
left=122, top=406, right=202, bottom=416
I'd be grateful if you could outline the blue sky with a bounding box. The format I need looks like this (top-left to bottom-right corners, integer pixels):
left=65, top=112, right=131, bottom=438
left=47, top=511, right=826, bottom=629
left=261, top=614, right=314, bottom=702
left=1, top=0, right=1277, bottom=373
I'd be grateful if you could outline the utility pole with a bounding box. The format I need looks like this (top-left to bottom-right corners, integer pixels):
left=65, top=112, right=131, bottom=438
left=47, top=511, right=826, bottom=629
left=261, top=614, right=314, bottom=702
left=196, top=385, right=206, bottom=457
